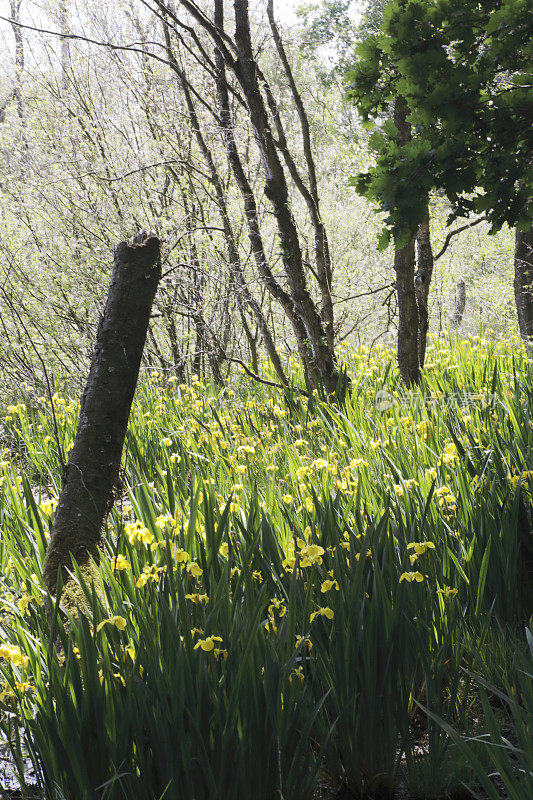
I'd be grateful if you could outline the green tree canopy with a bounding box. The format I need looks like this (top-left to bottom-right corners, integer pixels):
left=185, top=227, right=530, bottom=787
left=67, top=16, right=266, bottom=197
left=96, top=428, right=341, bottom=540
left=346, top=0, right=533, bottom=247
left=297, top=0, right=359, bottom=84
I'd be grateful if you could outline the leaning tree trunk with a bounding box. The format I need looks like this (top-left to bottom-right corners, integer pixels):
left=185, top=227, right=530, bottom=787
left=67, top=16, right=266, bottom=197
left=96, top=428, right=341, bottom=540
left=233, top=2, right=338, bottom=393
left=514, top=224, right=533, bottom=356
left=43, top=233, right=161, bottom=593
left=415, top=205, right=434, bottom=368
left=393, top=96, right=420, bottom=386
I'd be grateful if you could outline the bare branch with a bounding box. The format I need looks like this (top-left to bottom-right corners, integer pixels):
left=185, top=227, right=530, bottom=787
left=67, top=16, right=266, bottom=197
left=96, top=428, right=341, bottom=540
left=333, top=283, right=395, bottom=305
left=82, top=160, right=210, bottom=184
left=151, top=0, right=237, bottom=65
left=225, top=356, right=286, bottom=390
left=0, top=15, right=174, bottom=70
left=434, top=216, right=487, bottom=261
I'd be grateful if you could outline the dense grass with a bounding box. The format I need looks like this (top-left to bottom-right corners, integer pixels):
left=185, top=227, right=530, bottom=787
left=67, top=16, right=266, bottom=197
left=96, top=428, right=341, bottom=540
left=0, top=332, right=532, bottom=799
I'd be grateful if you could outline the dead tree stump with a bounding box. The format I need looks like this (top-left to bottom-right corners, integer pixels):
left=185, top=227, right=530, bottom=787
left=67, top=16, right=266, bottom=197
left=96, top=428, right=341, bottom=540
left=450, top=278, right=466, bottom=329
left=43, top=233, right=161, bottom=594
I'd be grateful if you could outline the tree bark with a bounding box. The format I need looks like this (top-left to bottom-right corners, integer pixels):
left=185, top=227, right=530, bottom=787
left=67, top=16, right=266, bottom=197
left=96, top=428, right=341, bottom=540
left=238, top=302, right=259, bottom=373
left=165, top=307, right=186, bottom=380
left=43, top=233, right=161, bottom=593
left=393, top=96, right=420, bottom=386
left=415, top=205, right=434, bottom=368
left=514, top=225, right=533, bottom=356
left=395, top=233, right=420, bottom=386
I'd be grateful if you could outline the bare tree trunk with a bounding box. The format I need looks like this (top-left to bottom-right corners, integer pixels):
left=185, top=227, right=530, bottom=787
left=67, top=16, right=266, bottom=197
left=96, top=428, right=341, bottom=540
left=514, top=225, right=533, bottom=356
left=238, top=304, right=259, bottom=373
left=42, top=234, right=161, bottom=593
left=395, top=234, right=420, bottom=385
left=163, top=21, right=289, bottom=387
left=163, top=302, right=186, bottom=380
left=213, top=4, right=304, bottom=384
left=393, top=96, right=420, bottom=386
left=233, top=0, right=338, bottom=394
left=169, top=0, right=338, bottom=393
left=192, top=266, right=205, bottom=379
left=147, top=323, right=169, bottom=372
left=266, top=0, right=335, bottom=355
left=415, top=205, right=434, bottom=368
left=450, top=278, right=466, bottom=329
left=10, top=0, right=25, bottom=124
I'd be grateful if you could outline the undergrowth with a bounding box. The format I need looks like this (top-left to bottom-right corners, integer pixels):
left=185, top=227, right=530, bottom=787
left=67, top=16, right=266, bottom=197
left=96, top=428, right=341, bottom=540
left=0, top=332, right=532, bottom=799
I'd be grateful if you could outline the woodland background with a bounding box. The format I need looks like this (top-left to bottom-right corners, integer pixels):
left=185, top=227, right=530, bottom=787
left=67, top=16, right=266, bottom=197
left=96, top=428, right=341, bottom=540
left=0, top=0, right=519, bottom=400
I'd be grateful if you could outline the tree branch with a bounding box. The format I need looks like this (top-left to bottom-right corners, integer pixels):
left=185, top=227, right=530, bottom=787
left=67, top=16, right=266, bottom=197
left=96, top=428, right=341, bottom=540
left=434, top=216, right=487, bottom=261
left=152, top=0, right=237, bottom=66
left=0, top=15, right=174, bottom=70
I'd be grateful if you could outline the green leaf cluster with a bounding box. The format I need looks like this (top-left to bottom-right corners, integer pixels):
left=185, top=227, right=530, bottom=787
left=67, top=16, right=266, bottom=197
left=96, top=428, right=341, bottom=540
left=346, top=0, right=533, bottom=237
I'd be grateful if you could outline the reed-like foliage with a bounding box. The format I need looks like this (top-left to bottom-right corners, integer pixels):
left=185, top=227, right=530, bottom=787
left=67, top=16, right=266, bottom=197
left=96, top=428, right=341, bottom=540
left=0, top=333, right=531, bottom=798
